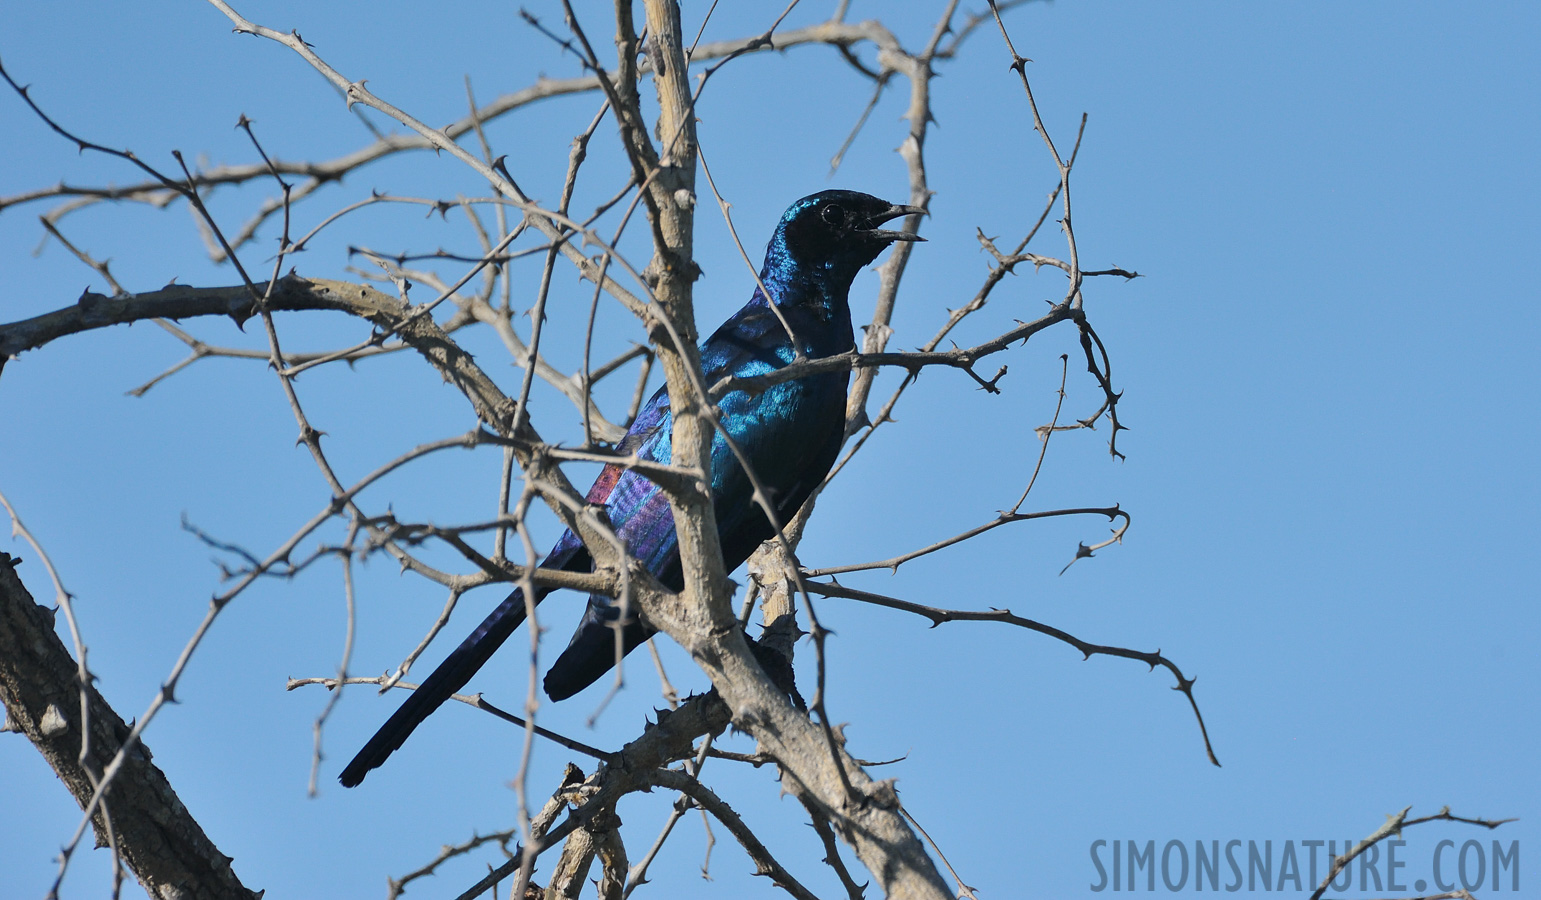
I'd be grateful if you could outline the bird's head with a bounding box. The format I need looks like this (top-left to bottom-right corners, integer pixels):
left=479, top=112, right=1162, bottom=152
left=772, top=190, right=926, bottom=279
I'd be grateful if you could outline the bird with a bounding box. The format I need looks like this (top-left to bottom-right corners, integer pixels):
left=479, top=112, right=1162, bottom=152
left=339, top=190, right=924, bottom=787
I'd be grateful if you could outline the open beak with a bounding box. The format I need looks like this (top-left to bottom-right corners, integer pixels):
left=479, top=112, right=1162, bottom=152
left=863, top=204, right=929, bottom=242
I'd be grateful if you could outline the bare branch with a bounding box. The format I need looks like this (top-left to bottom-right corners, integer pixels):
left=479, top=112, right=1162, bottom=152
left=806, top=506, right=1125, bottom=578
left=647, top=768, right=823, bottom=900
left=1308, top=807, right=1516, bottom=900
left=804, top=578, right=1220, bottom=768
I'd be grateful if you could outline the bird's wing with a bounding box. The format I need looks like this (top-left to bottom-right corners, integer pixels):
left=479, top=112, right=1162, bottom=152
left=544, top=301, right=854, bottom=700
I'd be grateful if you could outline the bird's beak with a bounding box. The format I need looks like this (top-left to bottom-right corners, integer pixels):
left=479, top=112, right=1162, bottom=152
left=863, top=204, right=929, bottom=242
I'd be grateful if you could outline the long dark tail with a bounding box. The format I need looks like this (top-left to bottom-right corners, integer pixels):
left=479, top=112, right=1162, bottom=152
left=339, top=587, right=541, bottom=787
left=542, top=598, right=653, bottom=701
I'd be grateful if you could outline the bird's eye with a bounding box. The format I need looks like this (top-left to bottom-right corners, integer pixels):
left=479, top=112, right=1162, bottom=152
left=821, top=204, right=845, bottom=226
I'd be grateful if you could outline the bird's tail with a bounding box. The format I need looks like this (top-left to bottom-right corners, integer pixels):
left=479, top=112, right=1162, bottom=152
left=542, top=596, right=652, bottom=701
left=338, top=587, right=541, bottom=787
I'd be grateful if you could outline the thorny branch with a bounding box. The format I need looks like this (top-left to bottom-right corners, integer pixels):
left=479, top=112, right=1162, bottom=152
left=805, top=505, right=1128, bottom=578
left=1308, top=807, right=1515, bottom=900
left=802, top=577, right=1220, bottom=768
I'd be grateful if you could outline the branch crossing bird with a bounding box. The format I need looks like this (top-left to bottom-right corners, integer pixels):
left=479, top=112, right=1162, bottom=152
left=340, top=190, right=924, bottom=787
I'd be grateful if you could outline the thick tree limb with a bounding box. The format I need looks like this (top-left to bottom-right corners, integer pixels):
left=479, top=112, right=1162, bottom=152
left=0, top=554, right=262, bottom=900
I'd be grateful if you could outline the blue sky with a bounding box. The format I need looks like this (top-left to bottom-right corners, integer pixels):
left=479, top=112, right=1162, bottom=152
left=2, top=2, right=1536, bottom=897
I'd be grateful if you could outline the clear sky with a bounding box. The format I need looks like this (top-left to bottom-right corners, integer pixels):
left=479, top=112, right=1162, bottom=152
left=1, top=2, right=1535, bottom=898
